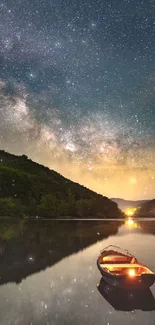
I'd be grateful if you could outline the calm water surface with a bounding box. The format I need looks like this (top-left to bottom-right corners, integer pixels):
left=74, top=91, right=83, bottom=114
left=0, top=219, right=155, bottom=325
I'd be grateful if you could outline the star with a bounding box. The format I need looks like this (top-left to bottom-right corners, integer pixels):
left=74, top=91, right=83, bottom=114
left=129, top=177, right=137, bottom=185
left=0, top=0, right=154, bottom=200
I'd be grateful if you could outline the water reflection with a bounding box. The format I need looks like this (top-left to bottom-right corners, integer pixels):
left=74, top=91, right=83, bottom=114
left=0, top=219, right=155, bottom=324
left=119, top=218, right=155, bottom=236
left=98, top=278, right=155, bottom=311
left=0, top=219, right=122, bottom=285
left=125, top=218, right=140, bottom=228
left=0, top=218, right=155, bottom=286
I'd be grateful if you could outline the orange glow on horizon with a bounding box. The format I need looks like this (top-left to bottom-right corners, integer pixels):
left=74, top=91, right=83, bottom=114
left=125, top=208, right=137, bottom=217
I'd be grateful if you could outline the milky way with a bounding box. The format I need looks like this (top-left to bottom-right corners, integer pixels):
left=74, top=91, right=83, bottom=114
left=0, top=0, right=155, bottom=199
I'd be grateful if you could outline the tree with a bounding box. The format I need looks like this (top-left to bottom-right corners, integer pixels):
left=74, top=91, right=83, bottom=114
left=0, top=197, right=23, bottom=217
left=76, top=199, right=91, bottom=217
left=38, top=194, right=58, bottom=217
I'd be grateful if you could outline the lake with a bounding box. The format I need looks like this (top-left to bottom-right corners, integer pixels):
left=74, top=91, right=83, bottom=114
left=0, top=218, right=155, bottom=325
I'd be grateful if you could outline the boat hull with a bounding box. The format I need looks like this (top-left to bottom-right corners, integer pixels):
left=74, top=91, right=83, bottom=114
left=97, top=260, right=155, bottom=290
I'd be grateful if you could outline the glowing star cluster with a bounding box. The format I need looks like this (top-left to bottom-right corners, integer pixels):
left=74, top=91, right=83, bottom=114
left=0, top=0, right=155, bottom=200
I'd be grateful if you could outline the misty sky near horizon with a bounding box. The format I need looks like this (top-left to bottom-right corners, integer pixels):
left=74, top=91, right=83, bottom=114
left=0, top=0, right=155, bottom=200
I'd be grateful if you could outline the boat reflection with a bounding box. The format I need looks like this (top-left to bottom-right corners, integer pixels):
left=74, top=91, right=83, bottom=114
left=97, top=278, right=155, bottom=311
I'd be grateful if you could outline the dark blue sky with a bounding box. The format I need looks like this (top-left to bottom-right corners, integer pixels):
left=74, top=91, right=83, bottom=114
left=0, top=0, right=155, bottom=199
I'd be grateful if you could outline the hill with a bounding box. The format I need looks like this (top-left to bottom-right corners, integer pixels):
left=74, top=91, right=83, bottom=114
left=111, top=198, right=148, bottom=212
left=135, top=199, right=155, bottom=217
left=0, top=150, right=123, bottom=218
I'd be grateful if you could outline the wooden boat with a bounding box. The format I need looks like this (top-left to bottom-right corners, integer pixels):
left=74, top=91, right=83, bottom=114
left=97, top=245, right=155, bottom=289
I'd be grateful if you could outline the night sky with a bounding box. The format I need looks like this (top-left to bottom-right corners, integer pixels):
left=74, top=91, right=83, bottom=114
left=0, top=0, right=155, bottom=200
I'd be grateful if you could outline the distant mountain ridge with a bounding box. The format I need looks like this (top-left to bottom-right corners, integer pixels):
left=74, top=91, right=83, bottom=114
left=111, top=198, right=149, bottom=212
left=0, top=150, right=123, bottom=218
left=135, top=199, right=155, bottom=217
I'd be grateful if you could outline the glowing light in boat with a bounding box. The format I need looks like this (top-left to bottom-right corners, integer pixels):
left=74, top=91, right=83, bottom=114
left=128, top=269, right=136, bottom=277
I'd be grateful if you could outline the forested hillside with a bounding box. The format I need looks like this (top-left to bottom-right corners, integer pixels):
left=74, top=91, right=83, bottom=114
left=0, top=150, right=123, bottom=218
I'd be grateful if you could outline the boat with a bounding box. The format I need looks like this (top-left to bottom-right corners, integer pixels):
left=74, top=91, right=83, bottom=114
left=97, top=245, right=155, bottom=289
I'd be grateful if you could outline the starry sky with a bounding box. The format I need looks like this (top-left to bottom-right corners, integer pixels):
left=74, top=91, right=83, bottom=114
left=0, top=0, right=155, bottom=200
